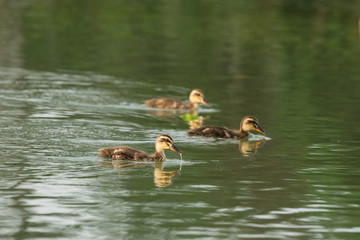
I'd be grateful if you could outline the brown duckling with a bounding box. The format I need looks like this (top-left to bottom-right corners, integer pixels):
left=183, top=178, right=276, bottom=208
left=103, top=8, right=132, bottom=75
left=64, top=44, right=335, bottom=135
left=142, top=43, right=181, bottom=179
left=187, top=116, right=266, bottom=139
left=145, top=89, right=209, bottom=110
left=98, top=134, right=182, bottom=161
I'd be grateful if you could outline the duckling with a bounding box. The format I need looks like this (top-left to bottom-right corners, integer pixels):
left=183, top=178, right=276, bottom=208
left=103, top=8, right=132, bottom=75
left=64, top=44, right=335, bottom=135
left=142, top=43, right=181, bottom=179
left=187, top=116, right=266, bottom=139
left=98, top=134, right=182, bottom=161
left=145, top=89, right=209, bottom=110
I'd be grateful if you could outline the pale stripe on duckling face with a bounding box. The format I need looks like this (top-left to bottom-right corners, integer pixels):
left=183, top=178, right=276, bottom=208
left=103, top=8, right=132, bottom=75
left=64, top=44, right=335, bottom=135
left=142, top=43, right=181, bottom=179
left=157, top=134, right=173, bottom=144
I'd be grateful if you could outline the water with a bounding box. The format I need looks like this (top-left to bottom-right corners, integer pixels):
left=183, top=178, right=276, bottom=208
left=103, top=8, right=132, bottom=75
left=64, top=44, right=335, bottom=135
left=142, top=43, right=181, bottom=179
left=1, top=1, right=360, bottom=239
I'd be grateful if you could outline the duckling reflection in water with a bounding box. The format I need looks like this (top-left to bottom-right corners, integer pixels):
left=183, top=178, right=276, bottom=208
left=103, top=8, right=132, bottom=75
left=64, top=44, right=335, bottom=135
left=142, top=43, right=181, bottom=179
left=145, top=89, right=209, bottom=110
left=98, top=134, right=182, bottom=161
left=99, top=159, right=148, bottom=172
left=187, top=115, right=210, bottom=129
left=99, top=160, right=181, bottom=188
left=146, top=108, right=200, bottom=119
left=154, top=161, right=181, bottom=188
left=187, top=116, right=266, bottom=139
left=239, top=139, right=266, bottom=156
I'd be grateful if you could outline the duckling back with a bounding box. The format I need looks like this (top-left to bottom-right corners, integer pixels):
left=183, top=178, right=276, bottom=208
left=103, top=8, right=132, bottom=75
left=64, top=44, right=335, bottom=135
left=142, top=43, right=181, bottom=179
left=98, top=146, right=152, bottom=161
left=187, top=126, right=238, bottom=138
left=145, top=98, right=188, bottom=109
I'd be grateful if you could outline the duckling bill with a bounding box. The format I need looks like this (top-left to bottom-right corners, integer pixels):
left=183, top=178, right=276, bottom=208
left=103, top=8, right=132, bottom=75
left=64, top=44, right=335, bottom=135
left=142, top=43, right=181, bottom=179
left=98, top=134, right=182, bottom=161
left=187, top=116, right=266, bottom=139
left=145, top=89, right=209, bottom=110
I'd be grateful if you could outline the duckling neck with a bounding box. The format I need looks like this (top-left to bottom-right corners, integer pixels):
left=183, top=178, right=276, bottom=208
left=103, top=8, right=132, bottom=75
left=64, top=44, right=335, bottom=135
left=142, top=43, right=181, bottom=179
left=236, top=129, right=249, bottom=138
left=152, top=151, right=165, bottom=161
left=189, top=102, right=198, bottom=109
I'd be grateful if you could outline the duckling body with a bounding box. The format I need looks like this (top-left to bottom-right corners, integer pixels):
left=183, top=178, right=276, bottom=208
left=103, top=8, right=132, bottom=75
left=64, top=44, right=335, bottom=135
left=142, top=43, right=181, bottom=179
left=187, top=126, right=245, bottom=138
left=145, top=98, right=190, bottom=109
left=98, top=134, right=181, bottom=161
left=145, top=89, right=208, bottom=110
left=98, top=146, right=157, bottom=161
left=187, top=116, right=266, bottom=139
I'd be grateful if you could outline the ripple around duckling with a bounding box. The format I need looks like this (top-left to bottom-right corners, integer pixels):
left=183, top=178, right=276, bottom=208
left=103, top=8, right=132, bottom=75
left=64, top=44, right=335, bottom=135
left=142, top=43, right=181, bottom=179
left=310, top=227, right=360, bottom=233
left=248, top=133, right=272, bottom=141
left=188, top=184, right=219, bottom=191
left=163, top=158, right=197, bottom=167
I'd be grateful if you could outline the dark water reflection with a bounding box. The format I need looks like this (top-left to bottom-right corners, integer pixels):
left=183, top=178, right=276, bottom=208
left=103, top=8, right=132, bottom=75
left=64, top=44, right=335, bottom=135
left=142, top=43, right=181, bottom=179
left=1, top=0, right=360, bottom=239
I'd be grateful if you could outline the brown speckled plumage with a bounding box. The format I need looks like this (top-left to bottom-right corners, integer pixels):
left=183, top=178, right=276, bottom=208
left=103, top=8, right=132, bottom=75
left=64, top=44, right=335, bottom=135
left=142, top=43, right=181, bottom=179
left=145, top=98, right=190, bottom=109
left=187, top=126, right=247, bottom=138
left=145, top=89, right=208, bottom=110
left=187, top=116, right=266, bottom=139
left=98, top=134, right=181, bottom=161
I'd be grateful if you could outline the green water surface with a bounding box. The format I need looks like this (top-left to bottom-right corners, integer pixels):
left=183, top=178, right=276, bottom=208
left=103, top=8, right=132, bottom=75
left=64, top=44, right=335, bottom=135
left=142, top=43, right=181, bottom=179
left=1, top=1, right=360, bottom=239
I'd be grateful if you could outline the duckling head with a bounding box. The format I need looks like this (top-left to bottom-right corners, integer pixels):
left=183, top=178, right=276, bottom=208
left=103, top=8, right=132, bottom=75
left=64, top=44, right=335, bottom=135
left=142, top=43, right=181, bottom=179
left=240, top=116, right=266, bottom=134
left=189, top=89, right=209, bottom=105
left=155, top=134, right=182, bottom=154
